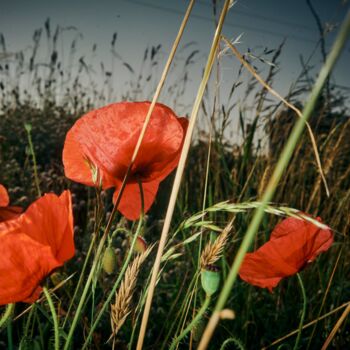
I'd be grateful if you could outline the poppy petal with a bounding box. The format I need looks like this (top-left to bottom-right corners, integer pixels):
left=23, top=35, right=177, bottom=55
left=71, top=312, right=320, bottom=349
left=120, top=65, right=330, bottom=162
left=63, top=102, right=186, bottom=185
left=63, top=126, right=116, bottom=188
left=0, top=184, right=10, bottom=207
left=239, top=238, right=302, bottom=291
left=239, top=217, right=333, bottom=291
left=0, top=206, right=23, bottom=222
left=0, top=233, right=60, bottom=305
left=113, top=180, right=159, bottom=220
left=270, top=216, right=333, bottom=262
left=0, top=191, right=75, bottom=263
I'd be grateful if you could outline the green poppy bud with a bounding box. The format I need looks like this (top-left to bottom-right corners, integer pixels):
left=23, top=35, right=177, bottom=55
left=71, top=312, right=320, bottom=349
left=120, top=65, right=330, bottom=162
left=201, top=265, right=220, bottom=296
left=102, top=246, right=117, bottom=275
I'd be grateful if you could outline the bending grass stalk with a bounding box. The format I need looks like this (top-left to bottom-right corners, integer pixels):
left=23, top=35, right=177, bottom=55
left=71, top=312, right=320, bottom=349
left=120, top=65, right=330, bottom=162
left=221, top=35, right=329, bottom=197
left=42, top=287, right=59, bottom=350
left=24, top=123, right=41, bottom=197
left=0, top=303, right=15, bottom=330
left=136, top=2, right=232, bottom=349
left=220, top=337, right=245, bottom=350
left=169, top=296, right=211, bottom=350
left=293, top=273, right=307, bottom=350
left=198, top=11, right=350, bottom=350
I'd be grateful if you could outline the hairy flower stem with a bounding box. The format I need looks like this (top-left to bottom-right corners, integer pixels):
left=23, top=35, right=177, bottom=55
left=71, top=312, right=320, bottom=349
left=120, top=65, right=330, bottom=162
left=169, top=296, right=211, bottom=350
left=0, top=303, right=14, bottom=330
left=63, top=232, right=97, bottom=328
left=24, top=123, right=41, bottom=197
left=293, top=273, right=307, bottom=350
left=43, top=287, right=59, bottom=350
left=197, top=11, right=350, bottom=350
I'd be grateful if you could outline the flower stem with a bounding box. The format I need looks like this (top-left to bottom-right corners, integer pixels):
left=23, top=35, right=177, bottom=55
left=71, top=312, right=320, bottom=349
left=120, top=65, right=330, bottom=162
left=24, top=123, right=41, bottom=197
left=0, top=303, right=14, bottom=330
left=63, top=231, right=97, bottom=328
left=293, top=273, right=307, bottom=350
left=169, top=296, right=211, bottom=350
left=43, top=287, right=59, bottom=350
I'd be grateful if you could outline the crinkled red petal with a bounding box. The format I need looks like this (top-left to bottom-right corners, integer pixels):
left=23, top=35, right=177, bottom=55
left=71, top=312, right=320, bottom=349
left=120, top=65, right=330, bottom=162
left=239, top=217, right=333, bottom=291
left=113, top=180, right=159, bottom=220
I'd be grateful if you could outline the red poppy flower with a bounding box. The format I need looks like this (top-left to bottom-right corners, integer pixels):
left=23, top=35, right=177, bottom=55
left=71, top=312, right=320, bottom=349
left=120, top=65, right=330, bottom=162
left=0, top=184, right=22, bottom=222
left=239, top=216, right=333, bottom=291
left=63, top=101, right=188, bottom=220
left=0, top=190, right=74, bottom=305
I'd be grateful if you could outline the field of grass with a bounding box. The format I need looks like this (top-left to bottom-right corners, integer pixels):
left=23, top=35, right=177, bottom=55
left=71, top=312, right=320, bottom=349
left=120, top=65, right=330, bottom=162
left=0, top=3, right=350, bottom=350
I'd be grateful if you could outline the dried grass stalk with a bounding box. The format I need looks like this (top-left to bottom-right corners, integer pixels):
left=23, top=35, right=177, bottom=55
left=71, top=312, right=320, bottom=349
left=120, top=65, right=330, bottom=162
left=109, top=246, right=152, bottom=342
left=200, top=222, right=233, bottom=268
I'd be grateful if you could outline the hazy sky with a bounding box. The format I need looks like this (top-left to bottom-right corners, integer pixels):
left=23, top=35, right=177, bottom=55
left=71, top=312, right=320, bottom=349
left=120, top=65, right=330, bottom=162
left=1, top=0, right=349, bottom=131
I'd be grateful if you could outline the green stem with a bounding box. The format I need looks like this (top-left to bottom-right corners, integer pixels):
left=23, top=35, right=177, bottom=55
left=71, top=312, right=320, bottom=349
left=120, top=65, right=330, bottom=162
left=169, top=296, right=211, bottom=350
left=43, top=287, right=59, bottom=350
left=63, top=189, right=127, bottom=350
left=0, top=303, right=15, bottom=330
left=63, top=232, right=97, bottom=328
left=293, top=273, right=307, bottom=350
left=7, top=319, right=13, bottom=350
left=24, top=123, right=41, bottom=197
left=81, top=180, right=145, bottom=349
left=82, top=216, right=144, bottom=349
left=198, top=11, right=350, bottom=350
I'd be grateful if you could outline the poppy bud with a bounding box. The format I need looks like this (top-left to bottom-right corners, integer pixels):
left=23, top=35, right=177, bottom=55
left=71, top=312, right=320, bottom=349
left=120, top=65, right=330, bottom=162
left=50, top=272, right=63, bottom=286
left=134, top=236, right=147, bottom=254
left=201, top=265, right=220, bottom=296
left=24, top=123, right=32, bottom=132
left=102, top=246, right=117, bottom=275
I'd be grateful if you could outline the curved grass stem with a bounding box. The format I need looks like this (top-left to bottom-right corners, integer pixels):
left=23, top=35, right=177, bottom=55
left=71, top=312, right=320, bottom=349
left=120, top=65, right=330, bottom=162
left=293, top=273, right=307, bottom=350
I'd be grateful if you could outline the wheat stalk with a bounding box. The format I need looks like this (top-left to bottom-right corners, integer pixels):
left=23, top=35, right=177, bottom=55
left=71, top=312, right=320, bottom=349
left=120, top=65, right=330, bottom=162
left=109, top=246, right=152, bottom=343
left=200, top=221, right=233, bottom=268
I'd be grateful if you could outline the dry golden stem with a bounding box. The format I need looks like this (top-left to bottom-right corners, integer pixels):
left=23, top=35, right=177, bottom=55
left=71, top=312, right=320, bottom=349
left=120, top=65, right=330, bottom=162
left=221, top=35, right=330, bottom=197
left=262, top=301, right=350, bottom=349
left=136, top=2, right=231, bottom=349
left=321, top=302, right=350, bottom=350
left=200, top=222, right=233, bottom=268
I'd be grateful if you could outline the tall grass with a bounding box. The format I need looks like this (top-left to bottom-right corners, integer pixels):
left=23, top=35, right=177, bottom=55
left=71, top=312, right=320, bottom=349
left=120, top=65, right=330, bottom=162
left=1, top=3, right=350, bottom=350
